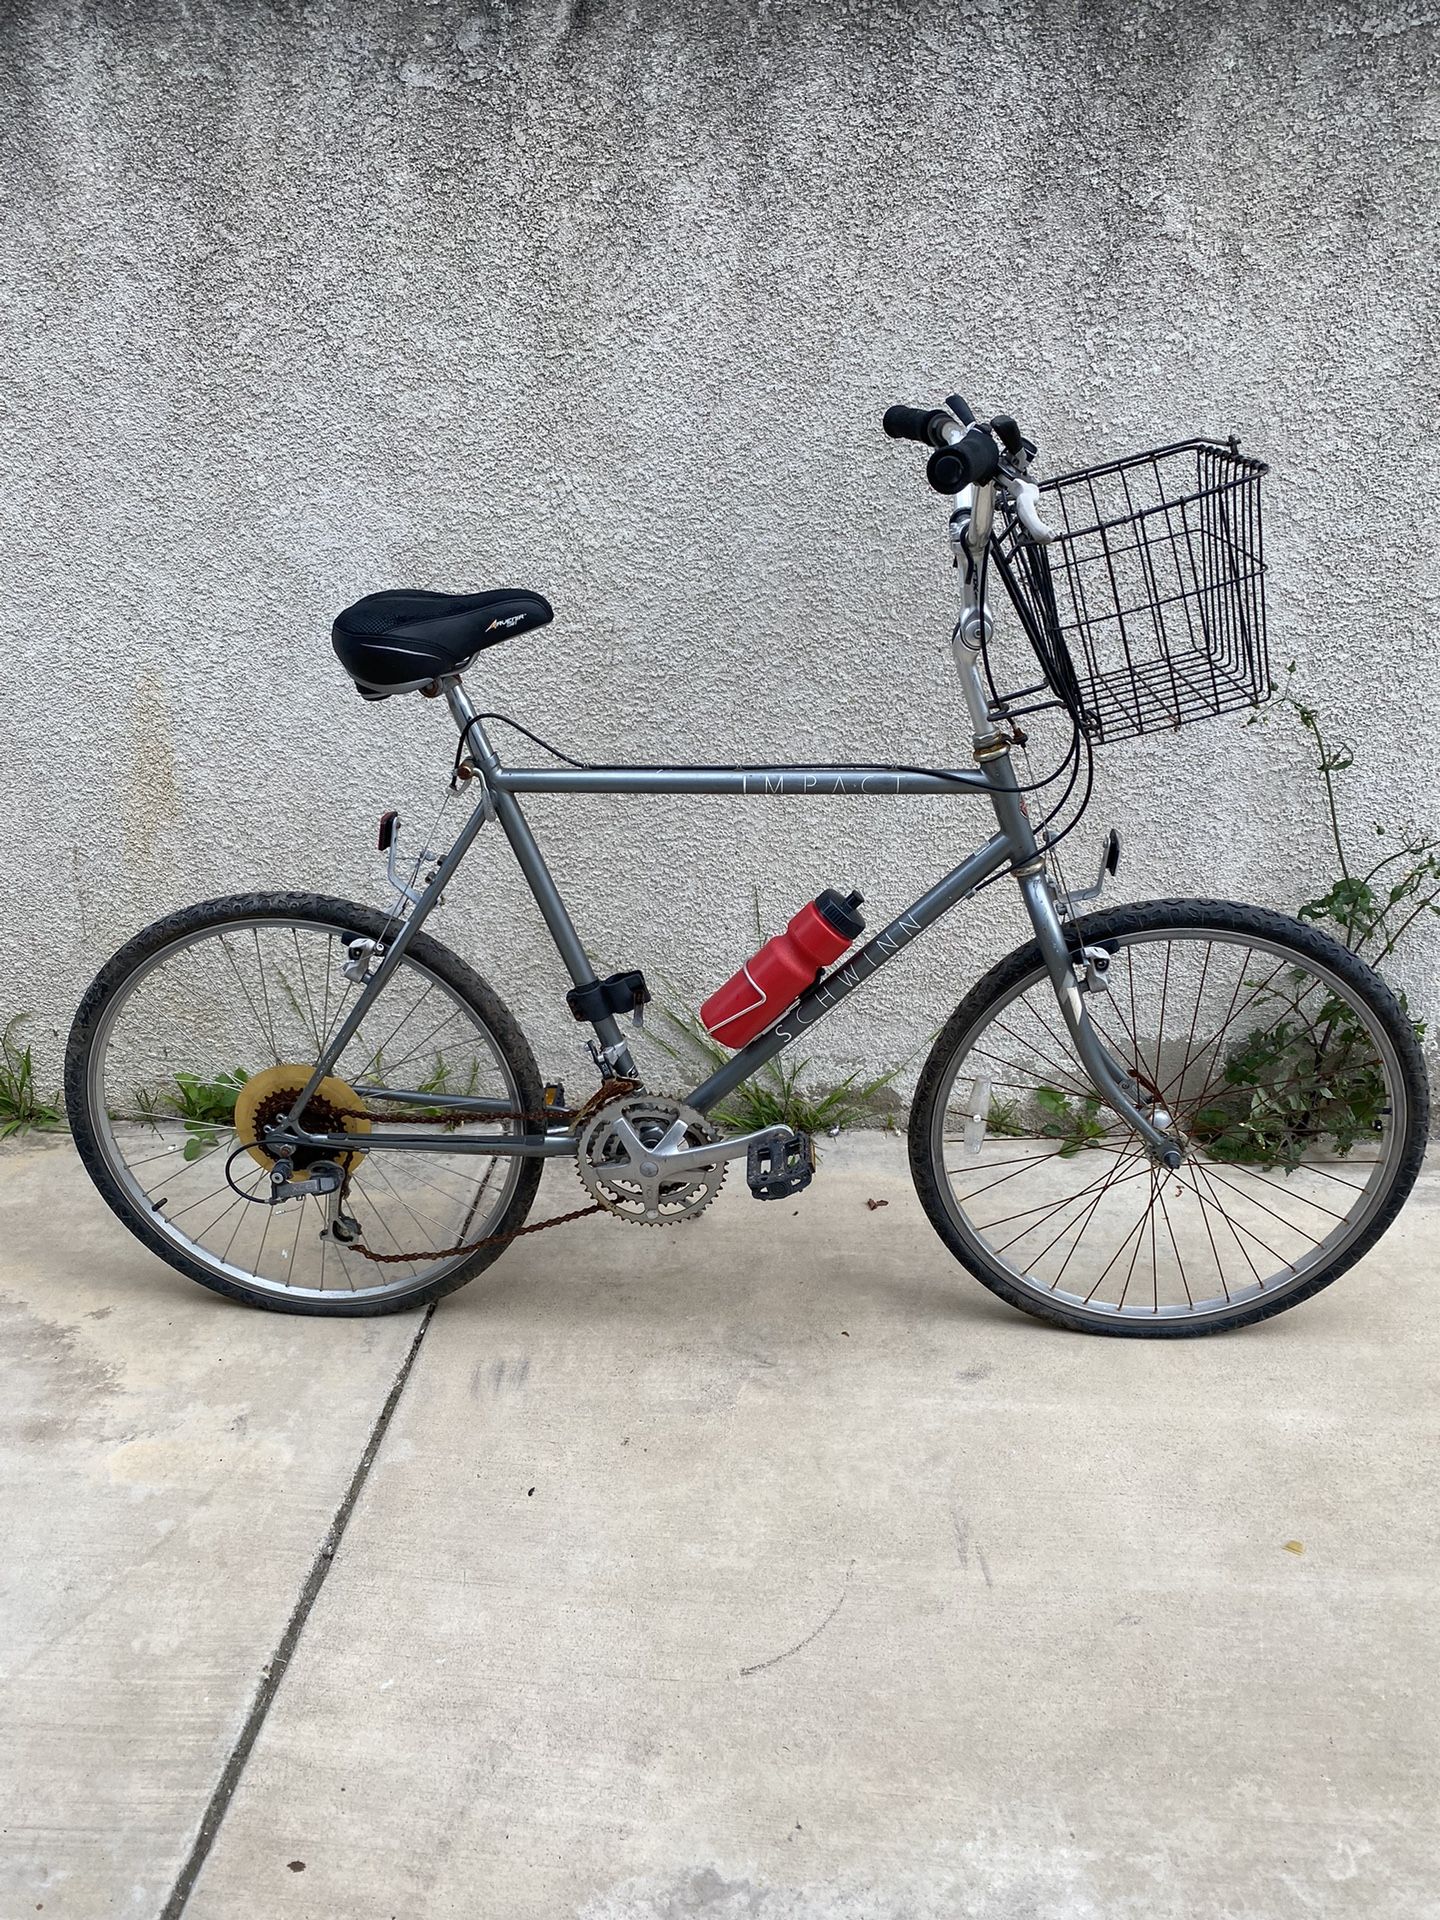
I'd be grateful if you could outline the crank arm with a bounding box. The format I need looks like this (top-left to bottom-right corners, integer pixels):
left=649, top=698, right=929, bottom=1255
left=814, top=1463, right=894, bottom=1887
left=610, top=1116, right=791, bottom=1177
left=672, top=1121, right=792, bottom=1172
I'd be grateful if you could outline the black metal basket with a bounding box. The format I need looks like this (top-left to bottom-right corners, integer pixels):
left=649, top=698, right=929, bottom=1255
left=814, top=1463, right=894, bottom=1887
left=992, top=440, right=1269, bottom=743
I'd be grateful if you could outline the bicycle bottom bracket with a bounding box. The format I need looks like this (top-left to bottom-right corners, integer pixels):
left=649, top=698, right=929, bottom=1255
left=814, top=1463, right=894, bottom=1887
left=746, top=1131, right=815, bottom=1201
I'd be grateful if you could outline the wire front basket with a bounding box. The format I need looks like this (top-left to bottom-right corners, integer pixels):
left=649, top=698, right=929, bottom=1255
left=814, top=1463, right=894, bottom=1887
left=993, top=440, right=1269, bottom=743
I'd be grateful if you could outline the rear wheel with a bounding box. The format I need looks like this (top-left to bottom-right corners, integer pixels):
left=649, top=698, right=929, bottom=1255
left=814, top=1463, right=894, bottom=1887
left=908, top=899, right=1428, bottom=1336
left=65, top=893, right=545, bottom=1315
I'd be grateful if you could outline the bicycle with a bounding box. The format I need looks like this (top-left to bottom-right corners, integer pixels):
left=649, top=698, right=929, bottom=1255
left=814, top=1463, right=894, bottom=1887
left=65, top=393, right=1429, bottom=1334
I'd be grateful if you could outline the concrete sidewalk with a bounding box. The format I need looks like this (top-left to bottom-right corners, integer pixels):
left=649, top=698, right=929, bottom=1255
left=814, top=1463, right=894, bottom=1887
left=2, top=1137, right=1437, bottom=1919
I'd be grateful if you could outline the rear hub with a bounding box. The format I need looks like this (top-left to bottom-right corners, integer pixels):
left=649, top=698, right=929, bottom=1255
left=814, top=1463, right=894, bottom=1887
left=232, top=1065, right=371, bottom=1175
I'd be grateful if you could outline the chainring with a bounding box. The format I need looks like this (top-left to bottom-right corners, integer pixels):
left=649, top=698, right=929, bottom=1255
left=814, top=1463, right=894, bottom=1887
left=576, top=1093, right=726, bottom=1225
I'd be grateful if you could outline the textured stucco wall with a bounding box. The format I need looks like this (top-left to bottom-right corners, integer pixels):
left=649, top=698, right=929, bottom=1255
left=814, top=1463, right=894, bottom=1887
left=3, top=0, right=1438, bottom=1105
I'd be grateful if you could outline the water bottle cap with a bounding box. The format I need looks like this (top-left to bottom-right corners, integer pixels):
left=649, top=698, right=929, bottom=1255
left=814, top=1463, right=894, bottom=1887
left=814, top=888, right=866, bottom=940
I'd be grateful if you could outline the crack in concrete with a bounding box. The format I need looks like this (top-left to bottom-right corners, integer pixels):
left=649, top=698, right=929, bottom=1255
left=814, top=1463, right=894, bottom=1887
left=156, top=1304, right=436, bottom=1919
left=739, top=1561, right=854, bottom=1678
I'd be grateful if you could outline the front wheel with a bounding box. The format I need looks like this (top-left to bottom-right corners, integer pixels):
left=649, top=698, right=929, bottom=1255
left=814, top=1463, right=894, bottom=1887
left=908, top=899, right=1428, bottom=1337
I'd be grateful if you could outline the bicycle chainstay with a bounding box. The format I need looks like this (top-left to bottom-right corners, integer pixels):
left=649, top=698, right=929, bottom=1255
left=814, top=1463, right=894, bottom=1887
left=325, top=1077, right=641, bottom=1266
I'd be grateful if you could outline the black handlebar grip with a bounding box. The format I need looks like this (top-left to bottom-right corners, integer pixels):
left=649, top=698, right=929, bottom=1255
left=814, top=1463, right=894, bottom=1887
left=882, top=404, right=957, bottom=449
left=926, top=425, right=1002, bottom=495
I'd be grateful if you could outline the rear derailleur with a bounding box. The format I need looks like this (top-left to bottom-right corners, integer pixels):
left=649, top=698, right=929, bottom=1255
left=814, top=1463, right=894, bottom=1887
left=264, top=1154, right=347, bottom=1202
left=264, top=1155, right=365, bottom=1243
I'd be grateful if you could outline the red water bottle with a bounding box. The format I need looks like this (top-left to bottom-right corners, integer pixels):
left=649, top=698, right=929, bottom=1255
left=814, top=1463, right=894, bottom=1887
left=699, top=889, right=866, bottom=1050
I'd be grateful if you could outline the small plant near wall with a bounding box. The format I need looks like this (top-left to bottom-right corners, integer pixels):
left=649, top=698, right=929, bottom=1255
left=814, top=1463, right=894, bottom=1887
left=1033, top=1085, right=1108, bottom=1157
left=0, top=1017, right=65, bottom=1139
left=1180, top=670, right=1440, bottom=1170
left=411, top=1052, right=484, bottom=1126
left=1252, top=665, right=1440, bottom=969
left=171, top=1068, right=249, bottom=1160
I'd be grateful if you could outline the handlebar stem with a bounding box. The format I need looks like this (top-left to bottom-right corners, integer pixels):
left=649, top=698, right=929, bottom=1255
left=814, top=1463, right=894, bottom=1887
left=949, top=480, right=1002, bottom=742
left=881, top=400, right=1056, bottom=742
left=965, top=479, right=996, bottom=556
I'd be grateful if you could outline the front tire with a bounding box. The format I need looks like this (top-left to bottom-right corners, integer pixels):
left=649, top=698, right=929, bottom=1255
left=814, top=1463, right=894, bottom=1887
left=66, top=893, right=546, bottom=1316
left=908, top=899, right=1428, bottom=1337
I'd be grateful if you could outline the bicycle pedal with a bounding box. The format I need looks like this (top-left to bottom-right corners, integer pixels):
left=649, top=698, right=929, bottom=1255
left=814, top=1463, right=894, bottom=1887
left=746, top=1131, right=815, bottom=1201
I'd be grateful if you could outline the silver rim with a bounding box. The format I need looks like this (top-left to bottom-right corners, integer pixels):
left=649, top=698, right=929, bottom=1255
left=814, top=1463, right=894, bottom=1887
left=928, top=926, right=1409, bottom=1325
left=85, top=913, right=525, bottom=1305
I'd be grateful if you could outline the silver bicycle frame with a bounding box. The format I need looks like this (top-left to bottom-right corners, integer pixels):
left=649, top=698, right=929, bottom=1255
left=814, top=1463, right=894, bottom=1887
left=285, top=479, right=1175, bottom=1164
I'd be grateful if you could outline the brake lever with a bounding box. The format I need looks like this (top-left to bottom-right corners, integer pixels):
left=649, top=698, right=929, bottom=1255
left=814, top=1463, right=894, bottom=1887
left=1007, top=475, right=1058, bottom=545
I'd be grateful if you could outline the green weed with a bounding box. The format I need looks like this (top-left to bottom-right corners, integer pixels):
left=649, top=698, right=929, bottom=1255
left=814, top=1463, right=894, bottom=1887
left=1252, top=667, right=1440, bottom=974
left=1205, top=673, right=1436, bottom=1166
left=1033, top=1084, right=1108, bottom=1157
left=0, top=1017, right=65, bottom=1138
left=640, top=995, right=906, bottom=1141
left=172, top=1068, right=249, bottom=1161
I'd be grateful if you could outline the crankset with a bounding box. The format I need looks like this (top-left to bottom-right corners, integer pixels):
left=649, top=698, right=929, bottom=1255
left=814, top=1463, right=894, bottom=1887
left=576, top=1094, right=727, bottom=1225
left=576, top=1093, right=795, bottom=1226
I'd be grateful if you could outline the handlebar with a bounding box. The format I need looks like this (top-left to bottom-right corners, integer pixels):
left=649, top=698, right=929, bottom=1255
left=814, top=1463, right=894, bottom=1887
left=926, top=428, right=1002, bottom=495
left=883, top=393, right=1057, bottom=542
left=882, top=403, right=1003, bottom=492
left=881, top=404, right=962, bottom=449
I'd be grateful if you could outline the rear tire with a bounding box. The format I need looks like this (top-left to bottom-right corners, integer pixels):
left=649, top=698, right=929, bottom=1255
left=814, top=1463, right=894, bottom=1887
left=908, top=898, right=1428, bottom=1336
left=66, top=893, right=546, bottom=1316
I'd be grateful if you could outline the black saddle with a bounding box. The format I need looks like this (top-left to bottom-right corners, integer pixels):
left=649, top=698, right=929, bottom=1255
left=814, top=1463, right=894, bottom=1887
left=332, top=587, right=554, bottom=699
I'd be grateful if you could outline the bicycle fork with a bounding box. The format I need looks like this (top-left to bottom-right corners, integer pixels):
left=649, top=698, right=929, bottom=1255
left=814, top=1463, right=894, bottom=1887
left=978, top=760, right=1182, bottom=1168
left=953, top=486, right=1183, bottom=1171
left=1020, top=866, right=1183, bottom=1169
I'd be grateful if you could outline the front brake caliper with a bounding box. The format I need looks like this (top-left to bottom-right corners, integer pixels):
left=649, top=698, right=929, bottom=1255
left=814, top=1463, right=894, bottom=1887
left=1074, top=944, right=1113, bottom=996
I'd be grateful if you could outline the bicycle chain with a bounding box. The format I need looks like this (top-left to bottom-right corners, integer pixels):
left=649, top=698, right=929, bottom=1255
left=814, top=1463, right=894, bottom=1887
left=342, top=1197, right=607, bottom=1265
left=320, top=1078, right=640, bottom=1267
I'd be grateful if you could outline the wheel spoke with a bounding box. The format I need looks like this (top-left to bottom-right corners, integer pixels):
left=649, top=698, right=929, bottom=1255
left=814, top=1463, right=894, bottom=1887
left=83, top=910, right=530, bottom=1304
left=252, top=929, right=283, bottom=1062
left=218, top=935, right=283, bottom=1066
left=356, top=980, right=440, bottom=1080
left=290, top=929, right=323, bottom=1054
left=1047, top=1151, right=1151, bottom=1291
left=928, top=914, right=1408, bottom=1327
left=982, top=1151, right=1151, bottom=1246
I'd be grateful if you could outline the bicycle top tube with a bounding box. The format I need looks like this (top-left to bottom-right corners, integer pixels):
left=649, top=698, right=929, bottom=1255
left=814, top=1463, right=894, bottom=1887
left=484, top=764, right=990, bottom=797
